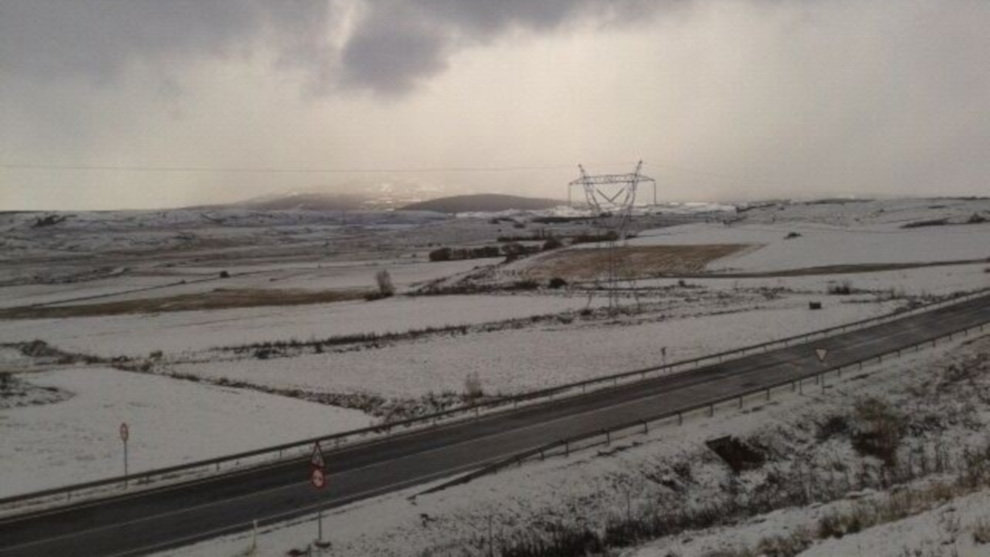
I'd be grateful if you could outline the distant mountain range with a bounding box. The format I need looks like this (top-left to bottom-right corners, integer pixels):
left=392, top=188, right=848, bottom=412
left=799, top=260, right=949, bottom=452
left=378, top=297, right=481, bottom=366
left=223, top=192, right=371, bottom=211
left=192, top=192, right=563, bottom=214
left=400, top=194, right=562, bottom=213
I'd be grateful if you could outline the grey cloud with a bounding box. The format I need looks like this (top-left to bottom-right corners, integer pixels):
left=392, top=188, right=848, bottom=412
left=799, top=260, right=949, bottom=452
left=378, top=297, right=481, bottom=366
left=337, top=0, right=661, bottom=94
left=0, top=0, right=333, bottom=84
left=1, top=0, right=660, bottom=96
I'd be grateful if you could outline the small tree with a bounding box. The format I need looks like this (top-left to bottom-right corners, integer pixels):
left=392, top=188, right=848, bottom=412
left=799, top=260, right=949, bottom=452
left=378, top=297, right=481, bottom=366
left=375, top=269, right=395, bottom=298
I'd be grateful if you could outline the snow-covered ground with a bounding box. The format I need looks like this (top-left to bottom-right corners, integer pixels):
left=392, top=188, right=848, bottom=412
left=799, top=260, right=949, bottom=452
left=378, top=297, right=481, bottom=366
left=153, top=331, right=990, bottom=557
left=0, top=293, right=607, bottom=358
left=635, top=262, right=990, bottom=299
left=2, top=197, right=988, bottom=555
left=630, top=221, right=990, bottom=272
left=0, top=367, right=371, bottom=498
left=165, top=294, right=899, bottom=399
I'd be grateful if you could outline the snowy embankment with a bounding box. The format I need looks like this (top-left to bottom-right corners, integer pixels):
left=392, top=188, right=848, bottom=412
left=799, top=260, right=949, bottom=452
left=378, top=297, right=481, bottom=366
left=0, top=367, right=371, bottom=498
left=0, top=293, right=604, bottom=358
left=157, top=331, right=990, bottom=557
left=630, top=221, right=989, bottom=272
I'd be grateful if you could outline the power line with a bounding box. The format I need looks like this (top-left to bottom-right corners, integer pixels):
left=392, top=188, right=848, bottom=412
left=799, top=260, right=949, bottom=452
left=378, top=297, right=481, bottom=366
left=0, top=162, right=634, bottom=174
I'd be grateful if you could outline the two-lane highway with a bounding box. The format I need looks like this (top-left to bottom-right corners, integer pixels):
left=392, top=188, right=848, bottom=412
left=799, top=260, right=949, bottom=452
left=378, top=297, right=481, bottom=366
left=3, top=294, right=989, bottom=556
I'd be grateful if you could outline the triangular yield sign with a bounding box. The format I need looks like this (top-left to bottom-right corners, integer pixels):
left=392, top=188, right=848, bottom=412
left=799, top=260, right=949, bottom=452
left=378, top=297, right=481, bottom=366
left=815, top=348, right=828, bottom=363
left=310, top=442, right=325, bottom=469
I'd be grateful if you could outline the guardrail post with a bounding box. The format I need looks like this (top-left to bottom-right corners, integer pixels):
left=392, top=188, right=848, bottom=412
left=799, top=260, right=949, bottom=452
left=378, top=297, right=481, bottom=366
left=642, top=420, right=649, bottom=434
left=821, top=374, right=826, bottom=393
left=564, top=440, right=570, bottom=457
left=604, top=430, right=611, bottom=445
left=708, top=403, right=714, bottom=417
left=765, top=388, right=771, bottom=401
left=738, top=396, right=743, bottom=409
left=678, top=412, right=683, bottom=425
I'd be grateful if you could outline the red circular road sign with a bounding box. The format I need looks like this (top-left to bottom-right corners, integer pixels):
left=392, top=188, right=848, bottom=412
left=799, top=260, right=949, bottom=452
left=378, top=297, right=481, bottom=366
left=119, top=422, right=129, bottom=442
left=310, top=467, right=327, bottom=490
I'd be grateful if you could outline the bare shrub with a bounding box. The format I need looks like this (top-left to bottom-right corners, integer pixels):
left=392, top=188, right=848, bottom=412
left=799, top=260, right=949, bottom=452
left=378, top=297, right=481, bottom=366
left=974, top=518, right=990, bottom=545
left=464, top=372, right=483, bottom=399
left=375, top=269, right=395, bottom=298
left=850, top=397, right=906, bottom=467
left=827, top=280, right=853, bottom=295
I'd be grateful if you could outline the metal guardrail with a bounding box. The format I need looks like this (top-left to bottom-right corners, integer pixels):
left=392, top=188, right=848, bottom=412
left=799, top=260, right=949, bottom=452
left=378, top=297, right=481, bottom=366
left=2, top=288, right=987, bottom=513
left=420, top=307, right=990, bottom=494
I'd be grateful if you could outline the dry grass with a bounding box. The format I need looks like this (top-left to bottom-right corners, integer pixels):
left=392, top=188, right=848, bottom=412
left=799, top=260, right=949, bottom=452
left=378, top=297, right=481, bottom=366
left=0, top=288, right=371, bottom=319
left=522, top=244, right=750, bottom=281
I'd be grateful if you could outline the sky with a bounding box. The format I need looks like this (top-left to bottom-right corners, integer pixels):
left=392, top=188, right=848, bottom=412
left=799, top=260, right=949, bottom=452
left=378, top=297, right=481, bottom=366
left=2, top=0, right=989, bottom=210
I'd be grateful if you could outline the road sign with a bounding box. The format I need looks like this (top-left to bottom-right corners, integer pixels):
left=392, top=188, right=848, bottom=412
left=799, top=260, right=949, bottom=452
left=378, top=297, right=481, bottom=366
left=119, top=422, right=129, bottom=442
left=310, top=442, right=325, bottom=470
left=815, top=348, right=828, bottom=363
left=310, top=467, right=326, bottom=490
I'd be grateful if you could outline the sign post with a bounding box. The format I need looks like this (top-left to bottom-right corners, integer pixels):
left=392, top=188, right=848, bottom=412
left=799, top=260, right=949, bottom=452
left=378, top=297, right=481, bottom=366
left=310, top=442, right=328, bottom=549
left=119, top=422, right=129, bottom=487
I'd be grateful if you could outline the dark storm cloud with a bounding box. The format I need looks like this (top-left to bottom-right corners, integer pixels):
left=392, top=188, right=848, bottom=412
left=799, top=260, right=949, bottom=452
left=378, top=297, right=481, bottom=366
left=338, top=0, right=660, bottom=94
left=0, top=1, right=334, bottom=84
left=0, top=0, right=659, bottom=95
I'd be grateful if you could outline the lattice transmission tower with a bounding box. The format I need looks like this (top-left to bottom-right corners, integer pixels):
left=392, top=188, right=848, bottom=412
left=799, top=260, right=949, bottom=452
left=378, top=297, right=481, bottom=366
left=568, top=161, right=656, bottom=312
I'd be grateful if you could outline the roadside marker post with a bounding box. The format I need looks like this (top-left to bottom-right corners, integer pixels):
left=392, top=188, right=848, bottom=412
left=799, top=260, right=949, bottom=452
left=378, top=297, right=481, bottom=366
left=310, top=442, right=326, bottom=470
left=309, top=442, right=329, bottom=548
left=119, top=422, right=129, bottom=487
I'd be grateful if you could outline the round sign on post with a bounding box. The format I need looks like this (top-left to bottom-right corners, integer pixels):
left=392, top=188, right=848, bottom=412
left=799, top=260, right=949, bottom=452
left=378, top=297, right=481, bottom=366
left=119, top=422, right=129, bottom=442
left=310, top=467, right=327, bottom=490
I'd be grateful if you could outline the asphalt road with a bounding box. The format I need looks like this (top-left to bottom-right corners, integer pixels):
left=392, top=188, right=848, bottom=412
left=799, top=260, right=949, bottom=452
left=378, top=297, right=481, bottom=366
left=3, top=294, right=989, bottom=557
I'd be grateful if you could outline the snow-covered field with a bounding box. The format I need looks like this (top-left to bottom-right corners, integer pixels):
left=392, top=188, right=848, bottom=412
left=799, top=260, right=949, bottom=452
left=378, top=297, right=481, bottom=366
left=630, top=221, right=989, bottom=272
left=166, top=294, right=899, bottom=399
left=0, top=293, right=608, bottom=358
left=1, top=197, right=988, bottom=555
left=0, top=367, right=371, bottom=498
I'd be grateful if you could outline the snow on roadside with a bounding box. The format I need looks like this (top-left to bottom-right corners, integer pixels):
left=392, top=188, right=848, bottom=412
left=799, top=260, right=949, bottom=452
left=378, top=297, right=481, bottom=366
left=0, top=367, right=371, bottom=498
left=155, top=330, right=990, bottom=557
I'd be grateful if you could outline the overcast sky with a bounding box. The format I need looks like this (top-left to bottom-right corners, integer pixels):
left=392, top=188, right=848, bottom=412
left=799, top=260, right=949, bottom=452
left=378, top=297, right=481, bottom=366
left=2, top=0, right=989, bottom=210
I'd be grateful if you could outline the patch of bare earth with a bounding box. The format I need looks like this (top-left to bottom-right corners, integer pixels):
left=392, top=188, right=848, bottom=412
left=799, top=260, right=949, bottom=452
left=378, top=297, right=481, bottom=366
left=0, top=288, right=371, bottom=319
left=523, top=244, right=750, bottom=281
